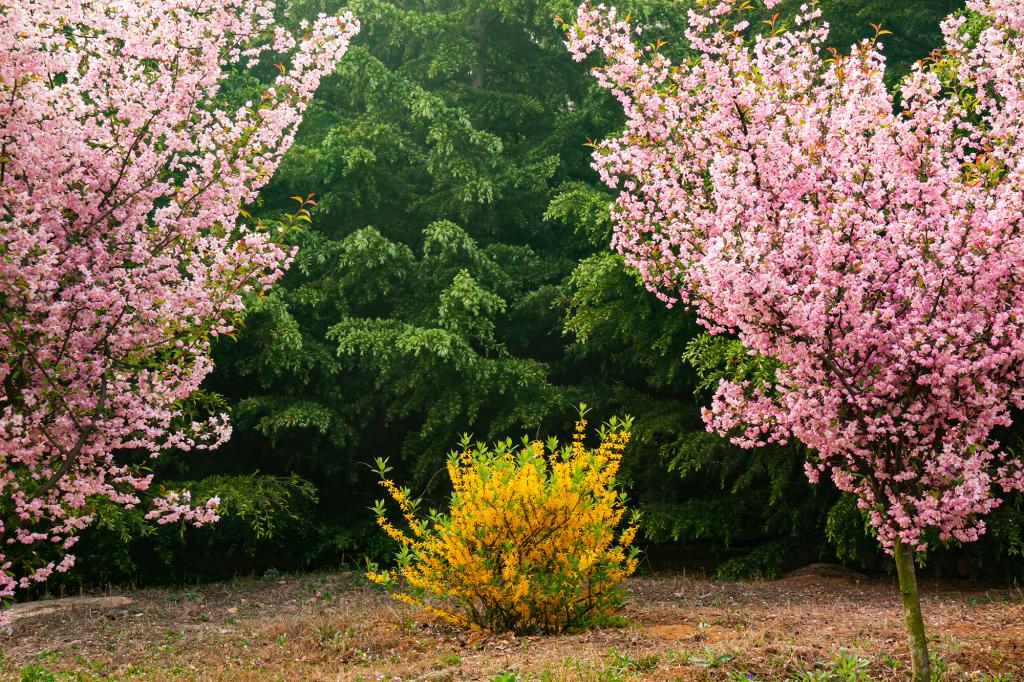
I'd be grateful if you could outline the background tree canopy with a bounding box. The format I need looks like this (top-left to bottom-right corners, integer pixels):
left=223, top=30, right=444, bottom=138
left=47, top=0, right=1024, bottom=592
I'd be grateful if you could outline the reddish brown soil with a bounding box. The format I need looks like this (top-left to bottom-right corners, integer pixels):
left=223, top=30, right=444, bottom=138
left=1, top=568, right=1021, bottom=680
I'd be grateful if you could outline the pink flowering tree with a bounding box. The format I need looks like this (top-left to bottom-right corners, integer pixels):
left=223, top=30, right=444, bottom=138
left=0, top=0, right=357, bottom=617
left=566, top=0, right=1024, bottom=677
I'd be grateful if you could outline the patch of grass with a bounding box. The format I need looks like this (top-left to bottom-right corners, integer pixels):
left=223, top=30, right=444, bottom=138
left=161, top=631, right=185, bottom=645
left=313, top=623, right=353, bottom=646
left=929, top=653, right=950, bottom=682
left=440, top=653, right=462, bottom=666
left=163, top=587, right=201, bottom=604
left=726, top=674, right=757, bottom=682
left=605, top=648, right=659, bottom=674
left=399, top=616, right=419, bottom=635
left=18, top=665, right=97, bottom=682
left=73, top=658, right=110, bottom=676
left=490, top=673, right=520, bottom=682
left=804, top=648, right=872, bottom=681
left=578, top=613, right=630, bottom=629
left=727, top=649, right=871, bottom=681
left=537, top=657, right=622, bottom=682
left=20, top=665, right=57, bottom=682
left=536, top=650, right=660, bottom=682
left=683, top=646, right=734, bottom=668
left=727, top=648, right=1015, bottom=682
left=965, top=594, right=997, bottom=606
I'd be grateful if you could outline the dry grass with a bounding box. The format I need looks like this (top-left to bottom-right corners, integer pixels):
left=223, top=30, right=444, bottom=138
left=1, top=567, right=1022, bottom=681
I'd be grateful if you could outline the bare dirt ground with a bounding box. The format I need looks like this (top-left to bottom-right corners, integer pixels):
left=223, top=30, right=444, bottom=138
left=1, top=567, right=1021, bottom=681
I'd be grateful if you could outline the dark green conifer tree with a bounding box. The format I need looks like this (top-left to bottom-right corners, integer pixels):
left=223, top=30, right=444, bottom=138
left=66, top=0, right=1021, bottom=584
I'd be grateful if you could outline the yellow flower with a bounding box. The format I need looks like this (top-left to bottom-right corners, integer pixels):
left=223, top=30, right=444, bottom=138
left=367, top=416, right=639, bottom=635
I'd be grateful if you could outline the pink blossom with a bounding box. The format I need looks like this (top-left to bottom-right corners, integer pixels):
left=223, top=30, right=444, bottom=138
left=0, top=0, right=357, bottom=616
left=568, top=0, right=1024, bottom=552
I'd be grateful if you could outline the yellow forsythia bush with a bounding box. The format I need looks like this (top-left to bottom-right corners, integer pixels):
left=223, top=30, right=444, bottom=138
left=366, top=412, right=639, bottom=634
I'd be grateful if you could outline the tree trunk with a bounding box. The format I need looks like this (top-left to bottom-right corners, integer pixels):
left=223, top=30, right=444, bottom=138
left=471, top=11, right=486, bottom=90
left=894, top=538, right=930, bottom=681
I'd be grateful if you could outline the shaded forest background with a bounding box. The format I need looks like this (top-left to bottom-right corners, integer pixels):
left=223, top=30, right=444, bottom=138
left=46, top=0, right=1024, bottom=594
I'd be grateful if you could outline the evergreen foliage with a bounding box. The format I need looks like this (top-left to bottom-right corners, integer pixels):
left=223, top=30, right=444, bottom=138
left=53, top=0, right=1024, bottom=587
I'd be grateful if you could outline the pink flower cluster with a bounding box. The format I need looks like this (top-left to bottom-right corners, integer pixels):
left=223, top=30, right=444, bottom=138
left=0, top=0, right=357, bottom=611
left=567, top=0, right=1024, bottom=551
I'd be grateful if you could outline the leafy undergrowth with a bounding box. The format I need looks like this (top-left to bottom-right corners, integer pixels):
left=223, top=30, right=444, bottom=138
left=1, top=570, right=1021, bottom=681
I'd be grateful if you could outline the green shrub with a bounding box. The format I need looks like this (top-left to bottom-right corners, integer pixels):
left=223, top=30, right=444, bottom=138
left=713, top=538, right=794, bottom=581
left=41, top=474, right=321, bottom=591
